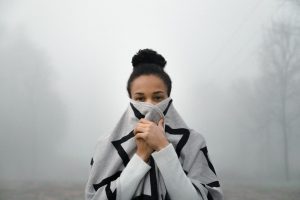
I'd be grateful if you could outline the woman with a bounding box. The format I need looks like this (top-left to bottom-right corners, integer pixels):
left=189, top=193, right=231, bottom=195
left=85, top=49, right=223, bottom=200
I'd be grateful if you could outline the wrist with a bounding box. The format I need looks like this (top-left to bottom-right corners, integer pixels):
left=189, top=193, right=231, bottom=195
left=156, top=140, right=169, bottom=151
left=136, top=151, right=150, bottom=162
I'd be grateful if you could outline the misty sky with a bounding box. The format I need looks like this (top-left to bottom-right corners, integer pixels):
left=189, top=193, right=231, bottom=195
left=1, top=0, right=298, bottom=183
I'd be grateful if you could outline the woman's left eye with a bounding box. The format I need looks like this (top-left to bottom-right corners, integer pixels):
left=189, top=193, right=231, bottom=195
left=154, top=96, right=163, bottom=101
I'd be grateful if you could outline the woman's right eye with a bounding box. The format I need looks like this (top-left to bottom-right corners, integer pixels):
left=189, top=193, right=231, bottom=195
left=135, top=97, right=145, bottom=102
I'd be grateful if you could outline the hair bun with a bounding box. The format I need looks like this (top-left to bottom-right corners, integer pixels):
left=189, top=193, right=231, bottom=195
left=131, top=49, right=167, bottom=69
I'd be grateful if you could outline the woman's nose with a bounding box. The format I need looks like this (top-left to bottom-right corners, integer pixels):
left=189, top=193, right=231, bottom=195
left=145, top=99, right=156, bottom=105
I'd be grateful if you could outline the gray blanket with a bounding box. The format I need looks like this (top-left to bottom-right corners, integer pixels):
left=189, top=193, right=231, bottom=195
left=85, top=97, right=222, bottom=200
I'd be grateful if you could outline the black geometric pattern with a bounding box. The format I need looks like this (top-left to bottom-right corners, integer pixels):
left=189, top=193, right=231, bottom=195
left=207, top=192, right=214, bottom=200
left=199, top=146, right=221, bottom=200
left=200, top=183, right=215, bottom=200
left=164, top=125, right=190, bottom=157
left=90, top=157, right=94, bottom=166
left=92, top=100, right=193, bottom=200
left=201, top=182, right=220, bottom=200
left=130, top=103, right=145, bottom=119
left=207, top=181, right=220, bottom=187
left=111, top=131, right=135, bottom=166
left=93, top=170, right=121, bottom=199
left=92, top=130, right=135, bottom=198
left=200, top=146, right=217, bottom=175
left=149, top=156, right=159, bottom=199
left=129, top=99, right=173, bottom=120
left=163, top=99, right=173, bottom=115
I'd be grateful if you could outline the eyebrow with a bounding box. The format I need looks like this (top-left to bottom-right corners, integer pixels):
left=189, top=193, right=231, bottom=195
left=133, top=91, right=165, bottom=96
left=133, top=93, right=144, bottom=96
left=153, top=91, right=164, bottom=94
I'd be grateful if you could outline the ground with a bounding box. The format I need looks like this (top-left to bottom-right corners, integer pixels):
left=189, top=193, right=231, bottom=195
left=0, top=182, right=299, bottom=200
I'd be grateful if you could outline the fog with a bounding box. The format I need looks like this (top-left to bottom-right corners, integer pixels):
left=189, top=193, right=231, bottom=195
left=1, top=0, right=300, bottom=198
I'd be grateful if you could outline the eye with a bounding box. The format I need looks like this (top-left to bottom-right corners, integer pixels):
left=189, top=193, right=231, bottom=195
left=153, top=96, right=164, bottom=102
left=135, top=97, right=145, bottom=102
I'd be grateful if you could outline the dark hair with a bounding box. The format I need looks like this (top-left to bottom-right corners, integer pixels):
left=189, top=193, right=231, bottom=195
left=127, top=49, right=172, bottom=98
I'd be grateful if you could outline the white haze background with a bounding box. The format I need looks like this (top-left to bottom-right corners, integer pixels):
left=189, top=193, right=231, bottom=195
left=1, top=0, right=300, bottom=193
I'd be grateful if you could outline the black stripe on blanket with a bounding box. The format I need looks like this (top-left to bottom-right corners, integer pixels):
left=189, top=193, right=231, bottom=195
left=149, top=156, right=159, bottom=200
left=201, top=180, right=221, bottom=200
left=90, top=157, right=94, bottom=166
left=201, top=184, right=214, bottom=200
left=207, top=192, right=214, bottom=200
left=130, top=103, right=145, bottom=119
left=105, top=182, right=117, bottom=200
left=93, top=170, right=122, bottom=197
left=163, top=99, right=173, bottom=115
left=111, top=131, right=135, bottom=166
left=207, top=181, right=220, bottom=187
left=164, top=192, right=171, bottom=200
left=201, top=181, right=221, bottom=188
left=200, top=146, right=217, bottom=175
left=165, top=125, right=190, bottom=157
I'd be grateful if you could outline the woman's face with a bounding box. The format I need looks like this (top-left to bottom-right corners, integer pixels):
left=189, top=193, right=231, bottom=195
left=130, top=75, right=168, bottom=105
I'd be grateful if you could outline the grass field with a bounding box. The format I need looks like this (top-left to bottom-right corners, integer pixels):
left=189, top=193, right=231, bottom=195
left=0, top=182, right=299, bottom=200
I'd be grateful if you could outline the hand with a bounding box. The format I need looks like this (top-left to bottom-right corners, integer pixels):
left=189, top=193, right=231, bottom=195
left=134, top=118, right=169, bottom=151
left=135, top=137, right=153, bottom=162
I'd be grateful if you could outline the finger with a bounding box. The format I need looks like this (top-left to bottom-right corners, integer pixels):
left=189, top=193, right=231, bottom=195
left=136, top=123, right=148, bottom=129
left=134, top=126, right=146, bottom=135
left=158, top=118, right=164, bottom=128
left=139, top=118, right=152, bottom=124
left=135, top=137, right=144, bottom=142
left=135, top=132, right=147, bottom=140
left=136, top=122, right=148, bottom=128
left=133, top=128, right=138, bottom=135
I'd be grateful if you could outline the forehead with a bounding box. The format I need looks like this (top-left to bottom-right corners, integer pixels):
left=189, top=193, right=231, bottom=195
left=131, top=75, right=167, bottom=94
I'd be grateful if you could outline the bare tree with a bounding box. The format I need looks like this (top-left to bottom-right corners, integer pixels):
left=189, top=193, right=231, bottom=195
left=258, top=20, right=300, bottom=181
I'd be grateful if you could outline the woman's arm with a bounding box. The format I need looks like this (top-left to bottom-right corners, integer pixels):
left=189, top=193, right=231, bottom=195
left=152, top=144, right=203, bottom=200
left=116, top=153, right=151, bottom=200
